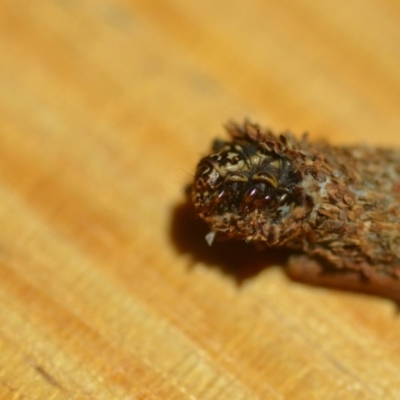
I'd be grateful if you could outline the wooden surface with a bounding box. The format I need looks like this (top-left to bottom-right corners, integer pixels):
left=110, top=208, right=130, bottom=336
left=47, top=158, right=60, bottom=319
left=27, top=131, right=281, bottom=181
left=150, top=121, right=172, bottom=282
left=1, top=0, right=400, bottom=398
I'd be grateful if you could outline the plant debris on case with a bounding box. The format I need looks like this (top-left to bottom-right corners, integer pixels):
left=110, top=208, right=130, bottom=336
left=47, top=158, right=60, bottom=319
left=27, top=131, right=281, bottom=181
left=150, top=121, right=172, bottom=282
left=189, top=121, right=400, bottom=301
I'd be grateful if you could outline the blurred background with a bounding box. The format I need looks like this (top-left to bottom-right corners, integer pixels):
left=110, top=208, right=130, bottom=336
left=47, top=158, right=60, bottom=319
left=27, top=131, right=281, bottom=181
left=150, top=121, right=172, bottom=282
left=1, top=1, right=400, bottom=398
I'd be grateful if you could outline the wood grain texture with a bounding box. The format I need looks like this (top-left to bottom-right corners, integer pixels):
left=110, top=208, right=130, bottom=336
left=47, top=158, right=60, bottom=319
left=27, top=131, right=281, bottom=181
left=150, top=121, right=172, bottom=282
left=1, top=0, right=400, bottom=398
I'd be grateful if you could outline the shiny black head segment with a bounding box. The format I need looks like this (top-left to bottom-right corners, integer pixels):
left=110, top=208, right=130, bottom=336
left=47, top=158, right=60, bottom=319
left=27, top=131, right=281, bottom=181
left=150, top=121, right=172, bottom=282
left=192, top=138, right=300, bottom=219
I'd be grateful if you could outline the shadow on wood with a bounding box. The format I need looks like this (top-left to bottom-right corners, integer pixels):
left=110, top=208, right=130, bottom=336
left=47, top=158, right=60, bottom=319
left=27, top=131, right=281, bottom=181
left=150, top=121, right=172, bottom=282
left=169, top=199, right=291, bottom=284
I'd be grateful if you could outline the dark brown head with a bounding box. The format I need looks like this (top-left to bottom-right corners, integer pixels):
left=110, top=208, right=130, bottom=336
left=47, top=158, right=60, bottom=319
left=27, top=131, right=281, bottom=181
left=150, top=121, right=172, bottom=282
left=192, top=135, right=301, bottom=225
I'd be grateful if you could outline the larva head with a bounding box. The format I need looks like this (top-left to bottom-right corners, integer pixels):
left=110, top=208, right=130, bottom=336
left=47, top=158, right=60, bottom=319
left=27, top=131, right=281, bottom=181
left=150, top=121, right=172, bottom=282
left=191, top=136, right=302, bottom=242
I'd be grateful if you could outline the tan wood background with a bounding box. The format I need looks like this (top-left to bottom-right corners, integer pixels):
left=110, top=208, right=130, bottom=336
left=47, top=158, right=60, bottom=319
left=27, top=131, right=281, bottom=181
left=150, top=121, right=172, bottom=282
left=1, top=0, right=400, bottom=398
